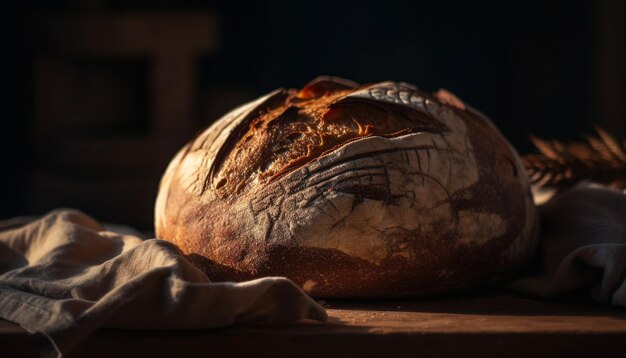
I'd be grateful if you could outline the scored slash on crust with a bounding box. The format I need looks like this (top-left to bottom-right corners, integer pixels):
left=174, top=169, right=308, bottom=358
left=203, top=78, right=451, bottom=197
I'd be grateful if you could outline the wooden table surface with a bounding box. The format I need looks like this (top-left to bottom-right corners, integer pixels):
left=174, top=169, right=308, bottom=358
left=2, top=291, right=625, bottom=357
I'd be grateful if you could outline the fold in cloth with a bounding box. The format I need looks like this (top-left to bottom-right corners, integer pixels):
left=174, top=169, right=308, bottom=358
left=0, top=210, right=326, bottom=357
left=509, top=183, right=626, bottom=306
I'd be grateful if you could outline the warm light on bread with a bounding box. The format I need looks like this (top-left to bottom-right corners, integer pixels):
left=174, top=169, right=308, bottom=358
left=155, top=76, right=539, bottom=298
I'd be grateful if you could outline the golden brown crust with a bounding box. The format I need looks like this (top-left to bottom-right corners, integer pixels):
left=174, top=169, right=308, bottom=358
left=156, top=77, right=539, bottom=298
left=209, top=84, right=445, bottom=198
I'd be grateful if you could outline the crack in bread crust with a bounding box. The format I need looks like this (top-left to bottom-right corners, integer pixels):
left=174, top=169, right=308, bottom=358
left=203, top=85, right=448, bottom=198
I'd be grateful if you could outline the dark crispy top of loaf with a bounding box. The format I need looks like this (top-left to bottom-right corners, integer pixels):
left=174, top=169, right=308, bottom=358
left=207, top=78, right=447, bottom=198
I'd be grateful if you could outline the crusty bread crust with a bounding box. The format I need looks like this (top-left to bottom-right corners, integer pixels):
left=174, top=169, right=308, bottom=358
left=155, top=77, right=539, bottom=298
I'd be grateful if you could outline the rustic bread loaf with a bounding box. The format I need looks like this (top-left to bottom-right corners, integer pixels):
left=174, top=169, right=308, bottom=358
left=155, top=77, right=539, bottom=298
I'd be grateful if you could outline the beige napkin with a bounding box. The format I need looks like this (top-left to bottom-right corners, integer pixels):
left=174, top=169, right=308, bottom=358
left=509, top=183, right=626, bottom=306
left=0, top=209, right=327, bottom=357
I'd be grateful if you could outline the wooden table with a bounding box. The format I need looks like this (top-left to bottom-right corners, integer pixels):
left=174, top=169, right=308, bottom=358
left=2, top=291, right=625, bottom=357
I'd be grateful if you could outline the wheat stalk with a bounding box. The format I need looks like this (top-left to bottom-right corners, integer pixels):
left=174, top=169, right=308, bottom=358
left=523, top=127, right=626, bottom=189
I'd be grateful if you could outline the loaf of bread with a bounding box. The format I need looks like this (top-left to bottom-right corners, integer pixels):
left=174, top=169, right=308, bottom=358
left=155, top=77, right=539, bottom=297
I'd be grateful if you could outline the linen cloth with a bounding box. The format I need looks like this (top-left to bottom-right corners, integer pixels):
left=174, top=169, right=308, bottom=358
left=0, top=209, right=326, bottom=356
left=4, top=182, right=626, bottom=356
left=509, top=183, right=626, bottom=306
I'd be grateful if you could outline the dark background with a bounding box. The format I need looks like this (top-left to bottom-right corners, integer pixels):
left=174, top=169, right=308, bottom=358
left=1, top=0, right=624, bottom=229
